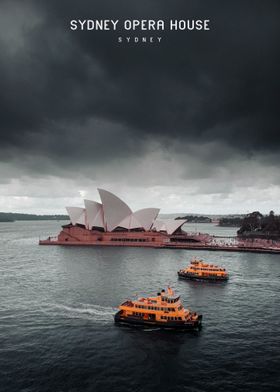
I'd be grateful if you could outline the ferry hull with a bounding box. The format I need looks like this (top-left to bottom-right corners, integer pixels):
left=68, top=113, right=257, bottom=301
left=114, top=311, right=202, bottom=331
left=178, top=272, right=228, bottom=282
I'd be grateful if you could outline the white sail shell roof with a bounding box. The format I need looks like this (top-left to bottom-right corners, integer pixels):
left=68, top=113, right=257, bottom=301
left=66, top=207, right=86, bottom=226
left=164, top=219, right=187, bottom=235
left=132, top=208, right=160, bottom=231
left=84, top=199, right=104, bottom=229
left=152, top=219, right=187, bottom=235
left=76, top=210, right=86, bottom=225
left=118, top=214, right=132, bottom=229
left=65, top=189, right=175, bottom=233
left=152, top=219, right=165, bottom=232
left=116, top=208, right=159, bottom=231
left=98, top=188, right=132, bottom=231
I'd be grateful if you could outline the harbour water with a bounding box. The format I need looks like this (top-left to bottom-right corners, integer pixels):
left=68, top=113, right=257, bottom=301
left=0, top=221, right=279, bottom=391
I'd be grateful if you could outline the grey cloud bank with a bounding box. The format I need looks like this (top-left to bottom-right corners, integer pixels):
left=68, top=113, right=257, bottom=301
left=0, top=0, right=279, bottom=214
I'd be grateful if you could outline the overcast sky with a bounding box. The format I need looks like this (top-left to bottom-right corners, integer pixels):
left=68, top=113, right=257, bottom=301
left=0, top=0, right=279, bottom=214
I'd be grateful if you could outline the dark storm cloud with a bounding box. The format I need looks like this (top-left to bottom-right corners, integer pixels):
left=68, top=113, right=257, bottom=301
left=0, top=0, right=279, bottom=174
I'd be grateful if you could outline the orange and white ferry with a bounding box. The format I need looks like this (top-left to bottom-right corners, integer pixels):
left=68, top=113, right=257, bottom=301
left=114, top=287, right=202, bottom=331
left=178, top=258, right=229, bottom=281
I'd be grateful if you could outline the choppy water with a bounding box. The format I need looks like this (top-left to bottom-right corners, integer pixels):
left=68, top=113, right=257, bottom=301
left=0, top=221, right=279, bottom=392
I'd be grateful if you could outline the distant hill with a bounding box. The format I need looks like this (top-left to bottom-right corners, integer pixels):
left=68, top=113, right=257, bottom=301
left=218, top=216, right=244, bottom=227
left=238, top=211, right=280, bottom=239
left=0, top=212, right=69, bottom=222
left=175, top=215, right=211, bottom=223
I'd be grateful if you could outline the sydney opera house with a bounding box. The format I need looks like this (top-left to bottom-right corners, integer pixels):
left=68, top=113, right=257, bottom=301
left=40, top=189, right=209, bottom=248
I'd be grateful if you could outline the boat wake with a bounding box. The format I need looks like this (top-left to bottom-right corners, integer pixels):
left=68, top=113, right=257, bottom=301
left=46, top=303, right=117, bottom=323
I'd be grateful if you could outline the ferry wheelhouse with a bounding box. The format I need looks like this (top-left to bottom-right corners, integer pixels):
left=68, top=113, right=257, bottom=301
left=178, top=258, right=229, bottom=281
left=114, top=287, right=202, bottom=330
